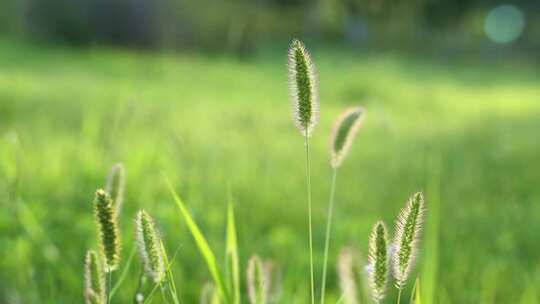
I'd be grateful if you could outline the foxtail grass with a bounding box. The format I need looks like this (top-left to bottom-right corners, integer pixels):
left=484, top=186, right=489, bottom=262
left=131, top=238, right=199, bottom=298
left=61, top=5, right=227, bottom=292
left=368, top=221, right=389, bottom=303
left=336, top=248, right=358, bottom=304
left=288, top=39, right=318, bottom=137
left=135, top=210, right=166, bottom=284
left=247, top=255, right=268, bottom=304
left=94, top=189, right=121, bottom=272
left=105, top=163, right=125, bottom=216
left=393, top=192, right=426, bottom=303
left=288, top=38, right=318, bottom=304
left=84, top=250, right=106, bottom=304
left=320, top=107, right=365, bottom=304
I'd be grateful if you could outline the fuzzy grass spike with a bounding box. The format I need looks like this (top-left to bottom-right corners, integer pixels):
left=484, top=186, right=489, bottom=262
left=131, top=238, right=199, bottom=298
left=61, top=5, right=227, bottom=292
left=393, top=192, right=426, bottom=292
left=247, top=255, right=270, bottom=304
left=94, top=189, right=121, bottom=271
left=368, top=221, right=389, bottom=303
left=135, top=210, right=166, bottom=283
left=105, top=163, right=125, bottom=216
left=288, top=39, right=318, bottom=137
left=330, top=107, right=365, bottom=168
left=84, top=250, right=106, bottom=304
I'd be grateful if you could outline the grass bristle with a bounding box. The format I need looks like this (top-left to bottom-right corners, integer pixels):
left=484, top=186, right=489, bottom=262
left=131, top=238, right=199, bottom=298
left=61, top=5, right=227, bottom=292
left=288, top=39, right=318, bottom=137
left=94, top=189, right=121, bottom=272
left=105, top=163, right=125, bottom=216
left=135, top=210, right=166, bottom=283
left=393, top=192, right=426, bottom=289
left=368, top=221, right=389, bottom=303
left=330, top=107, right=365, bottom=168
left=84, top=250, right=106, bottom=304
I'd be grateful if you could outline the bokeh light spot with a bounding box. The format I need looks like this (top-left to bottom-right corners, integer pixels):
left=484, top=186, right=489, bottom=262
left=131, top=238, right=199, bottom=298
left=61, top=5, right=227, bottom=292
left=484, top=4, right=525, bottom=44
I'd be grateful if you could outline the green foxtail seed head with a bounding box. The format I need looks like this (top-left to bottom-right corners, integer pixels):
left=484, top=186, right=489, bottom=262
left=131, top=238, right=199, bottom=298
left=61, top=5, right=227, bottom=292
left=135, top=210, right=166, bottom=283
left=84, top=250, right=106, bottom=304
left=105, top=163, right=125, bottom=216
left=288, top=39, right=318, bottom=137
left=368, top=221, right=389, bottom=303
left=247, top=255, right=271, bottom=304
left=200, top=282, right=221, bottom=304
left=393, top=192, right=426, bottom=289
left=330, top=107, right=365, bottom=168
left=94, top=189, right=121, bottom=272
left=337, top=248, right=358, bottom=304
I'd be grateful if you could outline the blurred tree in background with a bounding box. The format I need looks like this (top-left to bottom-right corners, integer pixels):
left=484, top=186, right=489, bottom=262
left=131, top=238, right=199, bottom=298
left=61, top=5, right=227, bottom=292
left=0, top=0, right=538, bottom=55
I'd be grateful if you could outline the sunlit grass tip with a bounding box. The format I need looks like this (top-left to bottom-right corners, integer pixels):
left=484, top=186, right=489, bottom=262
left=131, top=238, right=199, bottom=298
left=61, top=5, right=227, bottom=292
left=247, top=255, right=270, bottom=304
left=330, top=107, right=365, bottom=168
left=393, top=192, right=426, bottom=289
left=135, top=210, right=166, bottom=284
left=94, top=189, right=121, bottom=272
left=84, top=250, right=106, bottom=304
left=368, top=221, right=389, bottom=303
left=105, top=162, right=125, bottom=216
left=288, top=39, right=319, bottom=137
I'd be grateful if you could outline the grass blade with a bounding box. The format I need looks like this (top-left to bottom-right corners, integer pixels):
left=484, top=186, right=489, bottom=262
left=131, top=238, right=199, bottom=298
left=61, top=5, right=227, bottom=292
left=165, top=178, right=229, bottom=303
left=225, top=192, right=241, bottom=304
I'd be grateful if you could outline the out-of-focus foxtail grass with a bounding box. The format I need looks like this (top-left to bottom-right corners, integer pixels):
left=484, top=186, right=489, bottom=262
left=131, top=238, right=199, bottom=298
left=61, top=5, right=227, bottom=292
left=321, top=106, right=365, bottom=304
left=84, top=250, right=106, bottom=304
left=247, top=255, right=268, bottom=304
left=330, top=107, right=365, bottom=169
left=105, top=163, right=125, bottom=216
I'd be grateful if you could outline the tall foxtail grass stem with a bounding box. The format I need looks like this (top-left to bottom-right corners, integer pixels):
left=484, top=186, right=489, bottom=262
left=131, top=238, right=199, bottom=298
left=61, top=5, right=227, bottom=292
left=320, top=167, right=338, bottom=304
left=397, top=288, right=402, bottom=304
left=304, top=132, right=315, bottom=304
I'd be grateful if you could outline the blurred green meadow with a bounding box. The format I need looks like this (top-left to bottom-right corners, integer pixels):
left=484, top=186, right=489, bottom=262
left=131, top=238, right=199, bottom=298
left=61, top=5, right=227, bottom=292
left=1, top=38, right=540, bottom=303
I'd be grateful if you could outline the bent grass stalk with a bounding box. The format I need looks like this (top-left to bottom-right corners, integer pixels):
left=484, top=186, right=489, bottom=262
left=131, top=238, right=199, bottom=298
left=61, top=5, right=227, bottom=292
left=321, top=107, right=365, bottom=304
left=288, top=38, right=318, bottom=304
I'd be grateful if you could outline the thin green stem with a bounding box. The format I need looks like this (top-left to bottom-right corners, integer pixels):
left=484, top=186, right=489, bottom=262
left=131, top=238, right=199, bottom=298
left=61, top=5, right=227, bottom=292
left=110, top=244, right=137, bottom=298
left=320, top=168, right=338, bottom=304
left=160, top=283, right=171, bottom=304
left=304, top=133, right=315, bottom=304
left=397, top=288, right=402, bottom=304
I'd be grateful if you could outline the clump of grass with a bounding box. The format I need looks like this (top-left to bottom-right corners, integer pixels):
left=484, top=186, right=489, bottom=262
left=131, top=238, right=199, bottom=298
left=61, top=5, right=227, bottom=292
left=288, top=39, right=318, bottom=137
left=288, top=38, right=319, bottom=304
left=368, top=221, right=389, bottom=303
left=94, top=189, right=121, bottom=272
left=321, top=106, right=365, bottom=304
left=84, top=250, right=106, bottom=304
left=105, top=163, right=125, bottom=216
left=135, top=210, right=166, bottom=284
left=393, top=192, right=426, bottom=302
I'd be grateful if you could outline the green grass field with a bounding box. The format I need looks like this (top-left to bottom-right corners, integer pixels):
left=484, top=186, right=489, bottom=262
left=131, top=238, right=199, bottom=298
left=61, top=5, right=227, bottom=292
left=1, top=39, right=540, bottom=303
